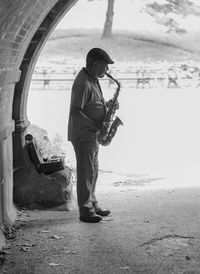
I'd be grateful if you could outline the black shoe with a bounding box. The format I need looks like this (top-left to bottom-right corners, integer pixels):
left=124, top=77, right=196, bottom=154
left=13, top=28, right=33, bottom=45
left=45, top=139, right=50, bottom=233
left=79, top=212, right=102, bottom=223
left=94, top=207, right=111, bottom=217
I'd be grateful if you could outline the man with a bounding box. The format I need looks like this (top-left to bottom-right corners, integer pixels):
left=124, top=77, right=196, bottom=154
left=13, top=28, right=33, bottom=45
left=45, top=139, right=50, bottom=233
left=68, top=48, right=115, bottom=223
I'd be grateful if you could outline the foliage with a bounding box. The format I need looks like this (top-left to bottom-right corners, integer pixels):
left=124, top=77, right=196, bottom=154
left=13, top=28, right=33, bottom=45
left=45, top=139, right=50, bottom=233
left=87, top=0, right=200, bottom=35
left=144, top=0, right=200, bottom=33
left=27, top=124, right=65, bottom=158
left=145, top=0, right=200, bottom=16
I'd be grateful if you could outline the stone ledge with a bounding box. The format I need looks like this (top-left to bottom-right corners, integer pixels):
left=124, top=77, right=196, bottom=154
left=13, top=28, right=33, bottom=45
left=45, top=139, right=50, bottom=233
left=0, top=120, right=15, bottom=141
left=0, top=69, right=21, bottom=86
left=13, top=164, right=73, bottom=211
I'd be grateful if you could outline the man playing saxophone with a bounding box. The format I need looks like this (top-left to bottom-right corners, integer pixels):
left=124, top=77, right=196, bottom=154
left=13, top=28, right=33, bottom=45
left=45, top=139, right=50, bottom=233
left=68, top=48, right=119, bottom=223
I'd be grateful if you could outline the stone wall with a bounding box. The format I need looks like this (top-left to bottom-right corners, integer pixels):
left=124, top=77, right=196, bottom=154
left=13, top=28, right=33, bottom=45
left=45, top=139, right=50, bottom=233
left=0, top=0, right=78, bottom=250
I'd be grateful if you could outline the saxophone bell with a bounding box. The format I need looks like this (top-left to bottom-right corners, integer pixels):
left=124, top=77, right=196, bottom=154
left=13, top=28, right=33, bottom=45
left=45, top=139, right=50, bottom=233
left=114, top=116, right=123, bottom=127
left=98, top=73, right=123, bottom=146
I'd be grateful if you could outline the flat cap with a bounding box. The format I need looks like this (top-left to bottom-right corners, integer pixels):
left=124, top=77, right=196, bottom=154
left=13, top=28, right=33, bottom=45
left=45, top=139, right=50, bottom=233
left=86, top=48, right=114, bottom=64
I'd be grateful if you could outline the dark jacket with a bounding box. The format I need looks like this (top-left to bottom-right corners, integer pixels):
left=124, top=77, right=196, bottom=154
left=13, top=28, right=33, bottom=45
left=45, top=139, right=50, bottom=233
left=68, top=68, right=106, bottom=142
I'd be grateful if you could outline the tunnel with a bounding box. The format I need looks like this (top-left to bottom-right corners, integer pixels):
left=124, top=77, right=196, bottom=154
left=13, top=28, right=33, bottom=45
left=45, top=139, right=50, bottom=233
left=2, top=1, right=200, bottom=272
left=0, top=0, right=78, bottom=249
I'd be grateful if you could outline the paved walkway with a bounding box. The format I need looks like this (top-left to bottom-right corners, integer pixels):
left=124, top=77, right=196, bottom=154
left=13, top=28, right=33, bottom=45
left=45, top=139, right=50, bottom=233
left=1, top=176, right=200, bottom=274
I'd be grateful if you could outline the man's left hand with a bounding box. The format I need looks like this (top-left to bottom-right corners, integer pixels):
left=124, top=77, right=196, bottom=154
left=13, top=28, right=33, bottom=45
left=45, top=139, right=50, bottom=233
left=106, top=99, right=119, bottom=110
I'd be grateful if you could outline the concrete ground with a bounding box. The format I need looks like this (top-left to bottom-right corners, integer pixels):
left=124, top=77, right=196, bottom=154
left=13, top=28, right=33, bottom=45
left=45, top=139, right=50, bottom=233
left=1, top=174, right=200, bottom=274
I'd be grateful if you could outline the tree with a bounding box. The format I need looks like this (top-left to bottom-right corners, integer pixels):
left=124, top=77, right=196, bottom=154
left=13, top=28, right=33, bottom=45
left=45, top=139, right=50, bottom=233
left=102, top=0, right=115, bottom=38
left=144, top=0, right=200, bottom=33
left=88, top=0, right=116, bottom=38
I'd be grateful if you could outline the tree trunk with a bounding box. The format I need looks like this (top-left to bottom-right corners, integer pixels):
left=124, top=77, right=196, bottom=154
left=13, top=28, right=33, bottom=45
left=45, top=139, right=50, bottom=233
left=102, top=0, right=115, bottom=38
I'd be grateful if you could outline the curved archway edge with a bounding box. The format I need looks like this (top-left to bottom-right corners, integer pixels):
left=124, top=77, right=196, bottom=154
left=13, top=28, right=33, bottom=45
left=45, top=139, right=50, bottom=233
left=13, top=0, right=78, bottom=168
left=0, top=0, right=78, bottom=249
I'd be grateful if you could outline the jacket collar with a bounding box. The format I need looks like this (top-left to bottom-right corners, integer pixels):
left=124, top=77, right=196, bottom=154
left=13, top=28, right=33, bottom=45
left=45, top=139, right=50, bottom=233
left=83, top=67, right=99, bottom=83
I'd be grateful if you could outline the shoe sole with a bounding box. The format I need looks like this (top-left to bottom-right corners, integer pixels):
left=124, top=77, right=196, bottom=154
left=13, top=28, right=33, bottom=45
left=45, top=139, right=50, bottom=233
left=79, top=217, right=102, bottom=223
left=95, top=211, right=111, bottom=217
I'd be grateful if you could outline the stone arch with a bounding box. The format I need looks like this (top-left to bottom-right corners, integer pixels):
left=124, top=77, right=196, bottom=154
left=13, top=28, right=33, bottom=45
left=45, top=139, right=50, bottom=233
left=0, top=0, right=77, bottom=249
left=13, top=0, right=78, bottom=168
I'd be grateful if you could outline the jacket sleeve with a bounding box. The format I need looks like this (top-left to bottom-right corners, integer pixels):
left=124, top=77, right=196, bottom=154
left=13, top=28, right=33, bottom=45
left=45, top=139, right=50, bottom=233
left=70, top=80, right=96, bottom=123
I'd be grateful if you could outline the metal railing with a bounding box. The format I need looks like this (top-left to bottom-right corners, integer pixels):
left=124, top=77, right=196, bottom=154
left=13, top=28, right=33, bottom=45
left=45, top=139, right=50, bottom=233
left=31, top=65, right=200, bottom=89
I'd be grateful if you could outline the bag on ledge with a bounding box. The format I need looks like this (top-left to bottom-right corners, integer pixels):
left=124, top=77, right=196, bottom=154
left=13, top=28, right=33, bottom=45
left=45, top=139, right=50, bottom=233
left=25, top=134, right=65, bottom=175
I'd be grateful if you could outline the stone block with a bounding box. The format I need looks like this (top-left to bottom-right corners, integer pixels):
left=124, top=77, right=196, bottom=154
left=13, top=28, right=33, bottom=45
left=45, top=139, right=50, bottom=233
left=13, top=164, right=73, bottom=210
left=0, top=230, right=5, bottom=251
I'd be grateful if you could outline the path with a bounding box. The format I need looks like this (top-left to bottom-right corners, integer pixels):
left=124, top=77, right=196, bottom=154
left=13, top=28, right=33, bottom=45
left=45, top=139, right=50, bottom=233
left=1, top=176, right=200, bottom=273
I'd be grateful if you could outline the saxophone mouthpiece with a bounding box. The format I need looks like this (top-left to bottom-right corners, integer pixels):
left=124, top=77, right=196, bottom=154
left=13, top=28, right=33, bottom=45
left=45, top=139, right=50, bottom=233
left=105, top=72, right=112, bottom=79
left=106, top=72, right=121, bottom=88
left=105, top=72, right=117, bottom=83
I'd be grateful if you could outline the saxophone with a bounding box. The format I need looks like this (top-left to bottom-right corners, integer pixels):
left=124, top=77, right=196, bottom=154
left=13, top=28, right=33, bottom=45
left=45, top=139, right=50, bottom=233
left=98, top=73, right=123, bottom=146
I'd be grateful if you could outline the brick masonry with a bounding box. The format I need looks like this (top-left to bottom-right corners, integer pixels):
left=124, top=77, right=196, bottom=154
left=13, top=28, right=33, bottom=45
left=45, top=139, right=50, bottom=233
left=0, top=0, right=78, bottom=250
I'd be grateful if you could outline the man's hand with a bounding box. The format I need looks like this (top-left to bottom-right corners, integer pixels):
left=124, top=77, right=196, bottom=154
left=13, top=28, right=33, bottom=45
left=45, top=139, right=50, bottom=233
left=106, top=99, right=119, bottom=110
left=115, top=99, right=119, bottom=110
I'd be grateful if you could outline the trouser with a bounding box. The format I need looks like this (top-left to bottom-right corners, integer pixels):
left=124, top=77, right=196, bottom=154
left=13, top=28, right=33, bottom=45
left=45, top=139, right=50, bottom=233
left=72, top=139, right=99, bottom=214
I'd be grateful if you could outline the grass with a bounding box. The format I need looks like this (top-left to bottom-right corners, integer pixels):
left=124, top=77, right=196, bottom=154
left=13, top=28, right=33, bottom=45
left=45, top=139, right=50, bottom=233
left=39, top=28, right=200, bottom=66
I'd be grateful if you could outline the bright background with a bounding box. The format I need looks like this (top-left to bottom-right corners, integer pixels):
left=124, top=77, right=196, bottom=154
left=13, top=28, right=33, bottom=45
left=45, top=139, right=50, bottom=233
left=27, top=0, right=200, bottom=189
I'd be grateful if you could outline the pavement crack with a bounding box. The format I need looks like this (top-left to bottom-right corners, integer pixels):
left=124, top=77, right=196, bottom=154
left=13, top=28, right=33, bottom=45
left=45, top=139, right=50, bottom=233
left=140, top=234, right=194, bottom=246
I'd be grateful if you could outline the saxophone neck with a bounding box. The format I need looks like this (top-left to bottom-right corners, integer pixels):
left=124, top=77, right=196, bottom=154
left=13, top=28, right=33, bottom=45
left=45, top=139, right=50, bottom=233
left=106, top=72, right=121, bottom=90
